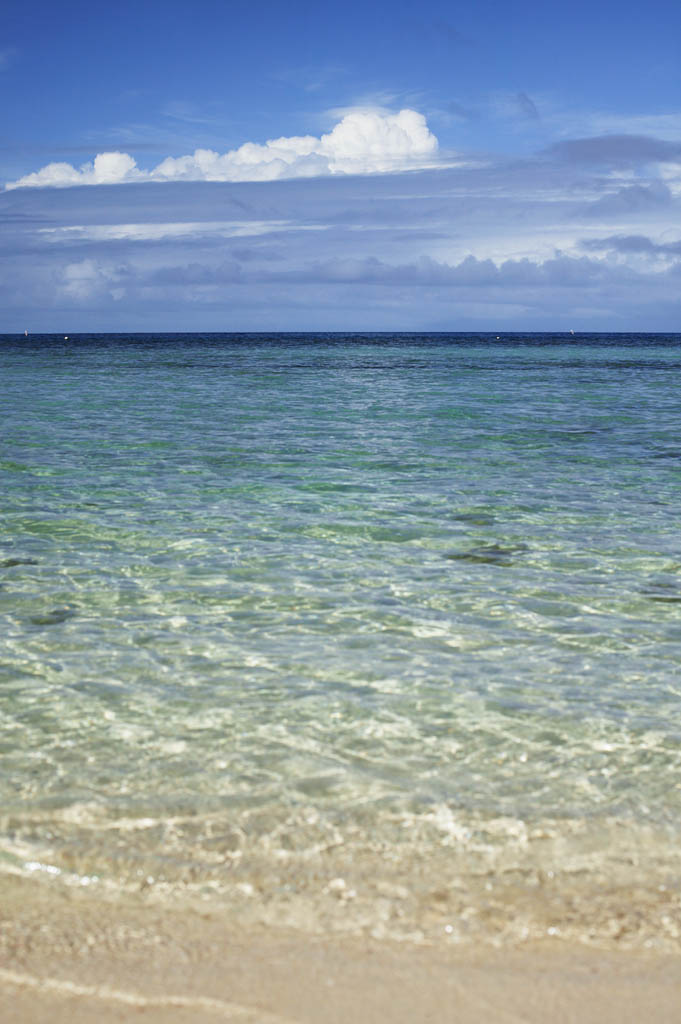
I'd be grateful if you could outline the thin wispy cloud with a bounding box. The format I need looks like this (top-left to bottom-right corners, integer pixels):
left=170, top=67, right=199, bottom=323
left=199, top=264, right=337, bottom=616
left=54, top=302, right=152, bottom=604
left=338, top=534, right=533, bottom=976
left=447, top=101, right=478, bottom=121
left=545, top=134, right=681, bottom=165
left=431, top=19, right=469, bottom=46
left=580, top=181, right=673, bottom=217
left=581, top=112, right=681, bottom=142
left=272, top=62, right=350, bottom=93
left=0, top=48, right=17, bottom=71
left=161, top=101, right=228, bottom=126
left=38, top=221, right=312, bottom=242
left=516, top=92, right=540, bottom=120
left=581, top=234, right=681, bottom=257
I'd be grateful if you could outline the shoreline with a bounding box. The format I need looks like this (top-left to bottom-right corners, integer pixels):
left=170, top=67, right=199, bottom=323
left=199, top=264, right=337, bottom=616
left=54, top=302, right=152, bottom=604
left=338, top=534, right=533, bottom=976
left=2, top=875, right=680, bottom=1023
left=3, top=806, right=680, bottom=953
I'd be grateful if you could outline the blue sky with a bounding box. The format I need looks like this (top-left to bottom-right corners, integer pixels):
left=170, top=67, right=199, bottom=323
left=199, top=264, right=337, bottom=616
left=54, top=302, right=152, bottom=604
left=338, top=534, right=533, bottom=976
left=2, top=0, right=681, bottom=331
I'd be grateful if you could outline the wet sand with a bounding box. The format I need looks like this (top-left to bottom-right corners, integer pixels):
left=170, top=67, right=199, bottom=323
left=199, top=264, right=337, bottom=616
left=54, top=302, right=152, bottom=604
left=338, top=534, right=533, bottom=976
left=1, top=875, right=680, bottom=1023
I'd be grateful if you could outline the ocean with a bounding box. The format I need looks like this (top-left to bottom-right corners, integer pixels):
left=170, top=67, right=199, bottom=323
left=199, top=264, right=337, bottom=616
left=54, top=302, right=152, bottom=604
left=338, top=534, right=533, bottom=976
left=1, top=332, right=680, bottom=949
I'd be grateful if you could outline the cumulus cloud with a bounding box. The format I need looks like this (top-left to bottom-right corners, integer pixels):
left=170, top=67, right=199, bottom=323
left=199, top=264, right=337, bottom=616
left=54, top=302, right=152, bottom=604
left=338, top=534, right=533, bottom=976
left=9, top=152, right=141, bottom=189
left=141, top=252, right=633, bottom=290
left=60, top=258, right=127, bottom=301
left=5, top=109, right=439, bottom=190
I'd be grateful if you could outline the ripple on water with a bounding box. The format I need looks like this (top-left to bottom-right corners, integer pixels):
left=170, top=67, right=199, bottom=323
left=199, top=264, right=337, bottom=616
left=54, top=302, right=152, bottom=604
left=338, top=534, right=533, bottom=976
left=1, top=334, right=681, bottom=948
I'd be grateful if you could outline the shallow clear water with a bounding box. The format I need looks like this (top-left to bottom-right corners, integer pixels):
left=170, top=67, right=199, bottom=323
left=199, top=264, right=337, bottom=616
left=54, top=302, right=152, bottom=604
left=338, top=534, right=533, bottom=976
left=1, top=333, right=681, bottom=946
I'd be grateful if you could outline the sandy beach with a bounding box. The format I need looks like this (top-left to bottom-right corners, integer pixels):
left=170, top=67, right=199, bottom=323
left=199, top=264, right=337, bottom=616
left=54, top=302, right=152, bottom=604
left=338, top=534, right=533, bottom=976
left=1, top=874, right=680, bottom=1023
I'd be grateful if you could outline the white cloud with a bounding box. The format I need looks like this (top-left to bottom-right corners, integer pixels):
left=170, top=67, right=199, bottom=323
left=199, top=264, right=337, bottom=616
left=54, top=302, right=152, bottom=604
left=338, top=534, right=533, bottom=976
left=6, top=109, right=439, bottom=190
left=90, top=152, right=139, bottom=183
left=60, top=258, right=125, bottom=301
left=9, top=152, right=141, bottom=190
left=38, top=220, right=317, bottom=242
left=658, top=161, right=681, bottom=196
left=321, top=108, right=437, bottom=172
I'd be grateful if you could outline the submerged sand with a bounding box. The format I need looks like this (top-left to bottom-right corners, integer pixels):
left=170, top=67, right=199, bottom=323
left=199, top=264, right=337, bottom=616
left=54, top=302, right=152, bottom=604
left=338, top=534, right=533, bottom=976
left=1, top=874, right=680, bottom=1023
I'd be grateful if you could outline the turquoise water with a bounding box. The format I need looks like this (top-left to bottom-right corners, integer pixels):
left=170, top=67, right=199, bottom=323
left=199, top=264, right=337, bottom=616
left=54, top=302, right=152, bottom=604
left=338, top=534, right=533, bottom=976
left=1, top=333, right=680, bottom=946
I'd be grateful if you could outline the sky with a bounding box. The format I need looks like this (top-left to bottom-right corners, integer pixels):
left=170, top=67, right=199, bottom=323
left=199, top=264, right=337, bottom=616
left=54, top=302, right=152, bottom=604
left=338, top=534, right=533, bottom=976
left=2, top=0, right=681, bottom=332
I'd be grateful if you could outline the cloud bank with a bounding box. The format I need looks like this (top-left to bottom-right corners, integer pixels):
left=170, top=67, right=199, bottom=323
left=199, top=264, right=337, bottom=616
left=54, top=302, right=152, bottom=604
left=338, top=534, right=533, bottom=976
left=3, top=119, right=680, bottom=331
left=5, top=109, right=439, bottom=190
